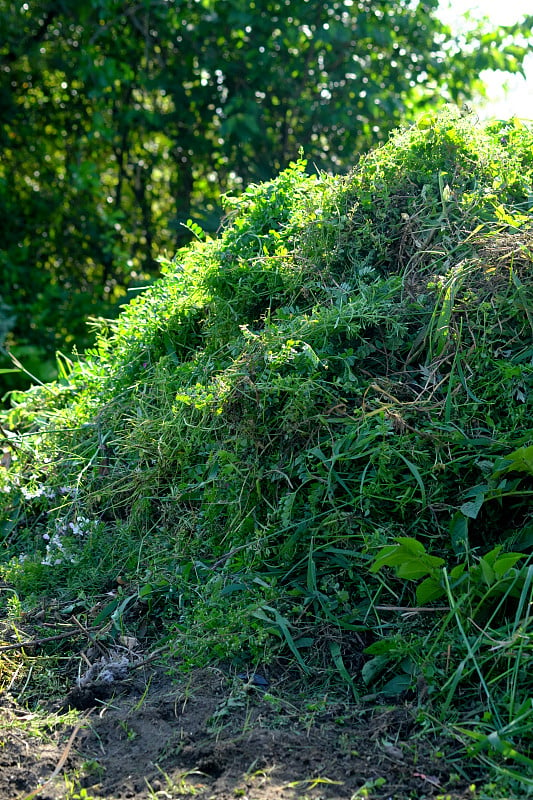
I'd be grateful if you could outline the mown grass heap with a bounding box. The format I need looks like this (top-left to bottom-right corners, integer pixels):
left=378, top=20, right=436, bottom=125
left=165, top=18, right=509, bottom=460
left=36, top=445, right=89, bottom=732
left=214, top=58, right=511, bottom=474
left=1, top=109, right=532, bottom=784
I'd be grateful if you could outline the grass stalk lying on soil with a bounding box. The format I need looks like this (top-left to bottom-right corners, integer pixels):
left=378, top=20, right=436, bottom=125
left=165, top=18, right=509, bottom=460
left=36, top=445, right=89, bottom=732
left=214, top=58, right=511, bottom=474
left=1, top=108, right=532, bottom=796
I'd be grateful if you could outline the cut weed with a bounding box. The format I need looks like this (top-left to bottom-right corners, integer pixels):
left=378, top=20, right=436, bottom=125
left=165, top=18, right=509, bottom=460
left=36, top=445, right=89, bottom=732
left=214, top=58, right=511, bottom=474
left=1, top=109, right=532, bottom=794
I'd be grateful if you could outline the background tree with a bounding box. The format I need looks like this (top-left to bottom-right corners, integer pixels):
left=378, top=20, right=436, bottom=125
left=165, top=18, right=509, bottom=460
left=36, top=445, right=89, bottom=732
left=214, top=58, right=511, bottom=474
left=1, top=0, right=531, bottom=391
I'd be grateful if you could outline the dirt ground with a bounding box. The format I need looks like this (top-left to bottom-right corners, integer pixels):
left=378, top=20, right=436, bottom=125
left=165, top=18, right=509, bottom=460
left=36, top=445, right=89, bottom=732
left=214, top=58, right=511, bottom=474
left=0, top=659, right=481, bottom=800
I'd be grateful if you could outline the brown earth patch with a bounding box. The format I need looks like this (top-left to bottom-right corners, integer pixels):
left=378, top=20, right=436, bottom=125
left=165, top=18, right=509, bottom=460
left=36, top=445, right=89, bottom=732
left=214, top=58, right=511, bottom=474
left=0, top=665, right=480, bottom=800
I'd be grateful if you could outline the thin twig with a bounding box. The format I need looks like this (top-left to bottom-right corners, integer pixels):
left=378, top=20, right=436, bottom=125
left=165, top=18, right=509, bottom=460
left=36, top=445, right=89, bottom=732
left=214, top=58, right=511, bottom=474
left=374, top=605, right=448, bottom=612
left=69, top=614, right=107, bottom=655
left=129, top=644, right=171, bottom=670
left=0, top=629, right=82, bottom=653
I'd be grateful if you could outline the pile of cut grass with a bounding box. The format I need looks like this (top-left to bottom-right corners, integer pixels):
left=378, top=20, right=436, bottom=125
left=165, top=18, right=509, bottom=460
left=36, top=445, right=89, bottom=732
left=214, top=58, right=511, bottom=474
left=1, top=108, right=532, bottom=787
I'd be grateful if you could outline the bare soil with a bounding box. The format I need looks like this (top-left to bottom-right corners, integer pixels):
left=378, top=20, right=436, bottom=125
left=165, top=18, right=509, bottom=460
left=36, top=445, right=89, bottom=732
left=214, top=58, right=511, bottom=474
left=1, top=663, right=479, bottom=800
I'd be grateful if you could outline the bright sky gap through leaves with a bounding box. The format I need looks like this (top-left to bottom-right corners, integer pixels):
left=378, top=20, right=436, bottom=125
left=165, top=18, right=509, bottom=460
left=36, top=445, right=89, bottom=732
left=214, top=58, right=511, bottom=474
left=439, top=0, right=533, bottom=119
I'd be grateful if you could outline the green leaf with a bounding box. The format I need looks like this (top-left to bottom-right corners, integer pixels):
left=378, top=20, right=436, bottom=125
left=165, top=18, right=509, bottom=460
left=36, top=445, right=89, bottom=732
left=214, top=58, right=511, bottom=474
left=512, top=523, right=533, bottom=551
left=493, top=445, right=533, bottom=478
left=220, top=582, right=247, bottom=596
left=329, top=641, right=359, bottom=699
left=381, top=673, right=411, bottom=696
left=460, top=486, right=486, bottom=519
left=396, top=554, right=445, bottom=580
left=370, top=537, right=426, bottom=572
left=449, top=562, right=467, bottom=582
left=492, top=553, right=524, bottom=579
left=458, top=726, right=533, bottom=783
left=370, top=538, right=444, bottom=581
left=450, top=512, right=469, bottom=556
left=92, top=598, right=120, bottom=626
left=369, top=544, right=406, bottom=573
left=293, top=637, right=314, bottom=648
left=364, top=640, right=399, bottom=656
left=479, top=556, right=495, bottom=586
left=395, top=452, right=427, bottom=505
left=486, top=731, right=533, bottom=770
left=362, top=655, right=391, bottom=686
left=416, top=576, right=445, bottom=604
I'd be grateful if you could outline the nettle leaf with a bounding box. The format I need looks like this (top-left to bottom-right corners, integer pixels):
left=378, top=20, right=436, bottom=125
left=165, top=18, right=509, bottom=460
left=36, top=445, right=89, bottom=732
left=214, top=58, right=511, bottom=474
left=369, top=544, right=404, bottom=572
left=493, top=444, right=533, bottom=478
left=479, top=556, right=496, bottom=586
left=450, top=511, right=469, bottom=556
left=493, top=553, right=525, bottom=579
left=370, top=537, right=425, bottom=571
left=459, top=484, right=488, bottom=519
left=416, top=576, right=445, bottom=604
left=449, top=562, right=467, bottom=582
left=371, top=537, right=445, bottom=581
left=480, top=545, right=504, bottom=567
left=471, top=547, right=526, bottom=589
left=513, top=523, right=533, bottom=551
left=381, top=673, right=412, bottom=697
left=396, top=556, right=445, bottom=580
left=459, top=498, right=484, bottom=519
left=362, top=655, right=391, bottom=685
left=364, top=639, right=399, bottom=656
left=479, top=546, right=525, bottom=579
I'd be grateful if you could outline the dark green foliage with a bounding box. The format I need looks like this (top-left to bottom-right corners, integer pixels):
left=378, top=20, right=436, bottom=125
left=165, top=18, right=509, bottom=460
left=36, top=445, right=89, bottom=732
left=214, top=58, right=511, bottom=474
left=1, top=111, right=532, bottom=780
left=1, top=0, right=533, bottom=384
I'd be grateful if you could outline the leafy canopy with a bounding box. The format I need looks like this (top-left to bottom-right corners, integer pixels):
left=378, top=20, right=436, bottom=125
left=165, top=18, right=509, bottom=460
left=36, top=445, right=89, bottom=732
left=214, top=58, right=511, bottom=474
left=1, top=0, right=532, bottom=377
